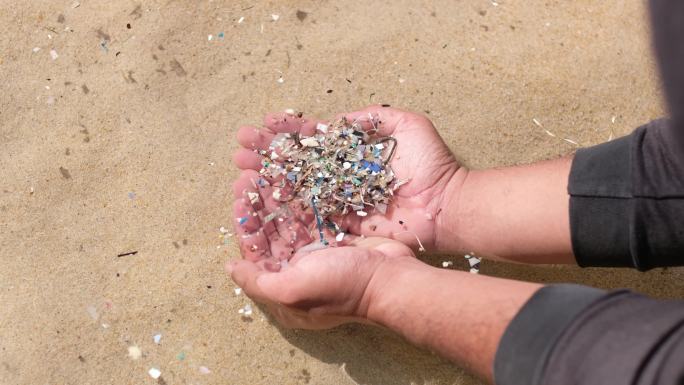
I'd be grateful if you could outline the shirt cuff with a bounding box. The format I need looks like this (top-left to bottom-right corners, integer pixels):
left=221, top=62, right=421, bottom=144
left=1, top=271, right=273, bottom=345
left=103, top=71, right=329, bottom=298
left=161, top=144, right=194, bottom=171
left=493, top=284, right=605, bottom=385
left=568, top=134, right=637, bottom=268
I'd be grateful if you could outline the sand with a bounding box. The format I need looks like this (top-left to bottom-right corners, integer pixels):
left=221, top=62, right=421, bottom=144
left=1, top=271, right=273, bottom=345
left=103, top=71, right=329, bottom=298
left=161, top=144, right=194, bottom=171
left=1, top=1, right=682, bottom=384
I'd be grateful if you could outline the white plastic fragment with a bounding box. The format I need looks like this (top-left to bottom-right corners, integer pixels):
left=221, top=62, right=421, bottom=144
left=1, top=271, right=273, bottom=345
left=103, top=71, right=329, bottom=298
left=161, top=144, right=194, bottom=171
left=316, top=123, right=329, bottom=133
left=148, top=368, right=162, bottom=379
left=468, top=256, right=481, bottom=267
left=284, top=108, right=296, bottom=115
left=208, top=34, right=213, bottom=41
left=153, top=333, right=162, bottom=344
left=393, top=179, right=410, bottom=191
left=128, top=345, right=142, bottom=360
left=219, top=226, right=230, bottom=233
left=247, top=192, right=259, bottom=204
left=277, top=76, right=284, bottom=84
left=199, top=366, right=211, bottom=374
left=300, top=137, right=319, bottom=147
left=532, top=118, right=542, bottom=127
left=356, top=210, right=368, bottom=217
left=270, top=151, right=279, bottom=159
left=336, top=232, right=345, bottom=242
left=32, top=47, right=41, bottom=53
left=469, top=268, right=480, bottom=274
left=238, top=16, right=245, bottom=23
left=271, top=14, right=280, bottom=21
left=238, top=304, right=253, bottom=317
left=49, top=49, right=58, bottom=60
left=342, top=162, right=351, bottom=170
left=86, top=305, right=98, bottom=320
left=234, top=288, right=242, bottom=296
left=272, top=188, right=281, bottom=200
left=442, top=261, right=453, bottom=268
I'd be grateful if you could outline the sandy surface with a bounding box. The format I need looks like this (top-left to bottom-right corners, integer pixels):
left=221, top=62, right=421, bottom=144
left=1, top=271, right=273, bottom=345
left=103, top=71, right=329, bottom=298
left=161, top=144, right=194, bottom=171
left=1, top=1, right=682, bottom=384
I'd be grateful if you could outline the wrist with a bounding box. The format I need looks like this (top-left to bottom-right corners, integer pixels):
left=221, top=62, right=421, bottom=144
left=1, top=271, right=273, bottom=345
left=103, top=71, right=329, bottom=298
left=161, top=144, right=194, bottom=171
left=364, top=257, right=435, bottom=338
left=434, top=166, right=470, bottom=252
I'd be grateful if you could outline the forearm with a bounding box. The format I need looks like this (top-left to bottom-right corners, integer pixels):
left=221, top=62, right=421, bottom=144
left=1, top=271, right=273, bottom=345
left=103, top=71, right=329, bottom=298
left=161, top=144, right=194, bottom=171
left=436, top=156, right=574, bottom=264
left=366, top=259, right=541, bottom=382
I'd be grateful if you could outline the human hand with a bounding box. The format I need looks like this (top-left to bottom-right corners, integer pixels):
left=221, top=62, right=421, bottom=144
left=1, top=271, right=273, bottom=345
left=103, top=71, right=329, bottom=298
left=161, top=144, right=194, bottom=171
left=227, top=236, right=419, bottom=329
left=233, top=105, right=466, bottom=253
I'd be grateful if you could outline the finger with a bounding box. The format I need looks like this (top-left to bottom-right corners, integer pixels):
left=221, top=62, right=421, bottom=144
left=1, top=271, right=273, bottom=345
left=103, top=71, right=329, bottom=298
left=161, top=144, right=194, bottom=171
left=233, top=200, right=270, bottom=261
left=263, top=111, right=321, bottom=137
left=228, top=260, right=272, bottom=304
left=232, top=170, right=272, bottom=261
left=232, top=148, right=263, bottom=170
left=258, top=183, right=314, bottom=259
left=336, top=105, right=418, bottom=136
left=237, top=125, right=275, bottom=151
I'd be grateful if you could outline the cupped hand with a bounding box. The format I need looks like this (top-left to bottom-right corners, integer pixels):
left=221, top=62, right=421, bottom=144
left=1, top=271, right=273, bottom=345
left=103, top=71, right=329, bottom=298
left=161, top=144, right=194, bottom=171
left=233, top=105, right=465, bottom=252
left=227, top=237, right=419, bottom=329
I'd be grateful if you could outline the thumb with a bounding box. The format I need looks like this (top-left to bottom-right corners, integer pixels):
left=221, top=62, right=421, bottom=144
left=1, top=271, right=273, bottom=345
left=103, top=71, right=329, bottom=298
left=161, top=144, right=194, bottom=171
left=228, top=260, right=272, bottom=304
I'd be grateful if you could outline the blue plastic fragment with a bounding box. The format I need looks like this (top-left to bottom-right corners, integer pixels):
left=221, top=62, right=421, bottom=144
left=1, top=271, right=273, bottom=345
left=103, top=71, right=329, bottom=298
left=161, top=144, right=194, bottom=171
left=286, top=172, right=297, bottom=182
left=218, top=32, right=225, bottom=39
left=238, top=216, right=249, bottom=225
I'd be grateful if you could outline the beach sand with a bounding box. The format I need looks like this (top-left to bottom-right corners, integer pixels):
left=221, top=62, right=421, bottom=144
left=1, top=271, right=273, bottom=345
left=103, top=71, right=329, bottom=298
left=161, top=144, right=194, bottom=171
left=1, top=1, right=682, bottom=384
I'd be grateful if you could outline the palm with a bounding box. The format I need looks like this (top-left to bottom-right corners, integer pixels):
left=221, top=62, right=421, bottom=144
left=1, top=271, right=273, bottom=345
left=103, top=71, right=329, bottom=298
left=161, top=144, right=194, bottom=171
left=228, top=237, right=417, bottom=329
left=233, top=106, right=460, bottom=257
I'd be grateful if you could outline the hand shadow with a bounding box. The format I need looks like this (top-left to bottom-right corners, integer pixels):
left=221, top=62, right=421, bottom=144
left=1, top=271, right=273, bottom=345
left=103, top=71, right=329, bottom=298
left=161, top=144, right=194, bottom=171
left=257, top=305, right=483, bottom=385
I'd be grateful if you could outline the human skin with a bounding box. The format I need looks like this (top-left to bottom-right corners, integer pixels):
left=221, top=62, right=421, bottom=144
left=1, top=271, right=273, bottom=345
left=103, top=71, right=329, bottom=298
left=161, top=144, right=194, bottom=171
left=229, top=106, right=575, bottom=382
left=227, top=237, right=541, bottom=382
left=233, top=105, right=575, bottom=264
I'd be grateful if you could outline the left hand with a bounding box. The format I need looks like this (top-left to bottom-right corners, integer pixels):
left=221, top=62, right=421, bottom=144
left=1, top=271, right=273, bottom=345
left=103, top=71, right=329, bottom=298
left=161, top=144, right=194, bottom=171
left=227, top=237, right=418, bottom=329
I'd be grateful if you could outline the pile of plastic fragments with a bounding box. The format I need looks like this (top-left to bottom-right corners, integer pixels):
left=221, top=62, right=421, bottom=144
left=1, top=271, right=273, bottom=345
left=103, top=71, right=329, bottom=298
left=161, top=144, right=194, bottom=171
left=258, top=117, right=399, bottom=244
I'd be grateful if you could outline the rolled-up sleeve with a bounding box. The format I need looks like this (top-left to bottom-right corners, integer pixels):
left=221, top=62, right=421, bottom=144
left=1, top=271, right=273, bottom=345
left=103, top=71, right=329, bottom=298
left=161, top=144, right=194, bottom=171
left=568, top=119, right=684, bottom=270
left=568, top=0, right=684, bottom=270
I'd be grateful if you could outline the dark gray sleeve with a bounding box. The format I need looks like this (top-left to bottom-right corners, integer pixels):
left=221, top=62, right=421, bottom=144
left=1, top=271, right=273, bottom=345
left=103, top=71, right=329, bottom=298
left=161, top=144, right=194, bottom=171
left=494, top=285, right=684, bottom=385
left=568, top=0, right=684, bottom=270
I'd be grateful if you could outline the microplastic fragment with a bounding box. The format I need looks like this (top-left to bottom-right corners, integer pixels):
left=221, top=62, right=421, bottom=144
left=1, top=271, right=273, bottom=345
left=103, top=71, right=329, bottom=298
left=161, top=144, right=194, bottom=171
left=247, top=192, right=259, bottom=204
left=316, top=123, right=329, bottom=133
left=153, top=333, right=161, bottom=344
left=86, top=305, right=98, bottom=320
left=208, top=34, right=213, bottom=41
left=128, top=345, right=142, bottom=360
left=148, top=368, right=161, bottom=379
left=442, top=261, right=453, bottom=268
left=176, top=351, right=186, bottom=361
left=33, top=47, right=41, bottom=53
left=470, top=268, right=480, bottom=274
left=284, top=108, right=296, bottom=115
left=219, top=226, right=229, bottom=233
left=272, top=188, right=281, bottom=200
left=468, top=257, right=482, bottom=267
left=264, top=212, right=277, bottom=223
left=238, top=16, right=245, bottom=23
left=532, top=118, right=542, bottom=127
left=50, top=49, right=58, bottom=60
left=336, top=232, right=345, bottom=242
left=234, top=288, right=242, bottom=295
left=199, top=366, right=211, bottom=374
left=238, top=304, right=253, bottom=316
left=271, top=14, right=280, bottom=21
left=277, top=77, right=284, bottom=84
left=218, top=32, right=225, bottom=38
left=300, top=137, right=319, bottom=147
left=356, top=211, right=368, bottom=217
left=237, top=216, right=249, bottom=225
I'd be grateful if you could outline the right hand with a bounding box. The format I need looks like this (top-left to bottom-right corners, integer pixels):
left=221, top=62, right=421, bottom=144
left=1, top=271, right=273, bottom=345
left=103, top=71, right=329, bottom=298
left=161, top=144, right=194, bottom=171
left=233, top=105, right=467, bottom=255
